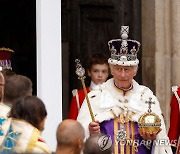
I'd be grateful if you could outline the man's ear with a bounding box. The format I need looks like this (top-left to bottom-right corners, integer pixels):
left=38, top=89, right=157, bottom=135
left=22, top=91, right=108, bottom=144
left=134, top=66, right=138, bottom=76
left=78, top=138, right=84, bottom=149
left=75, top=138, right=84, bottom=152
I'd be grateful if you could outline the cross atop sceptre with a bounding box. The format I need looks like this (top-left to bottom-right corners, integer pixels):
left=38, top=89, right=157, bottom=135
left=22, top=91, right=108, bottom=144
left=75, top=59, right=95, bottom=122
left=145, top=97, right=155, bottom=113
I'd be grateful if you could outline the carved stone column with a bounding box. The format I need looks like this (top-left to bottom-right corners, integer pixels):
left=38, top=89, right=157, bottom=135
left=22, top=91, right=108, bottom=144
left=154, top=0, right=172, bottom=129
left=142, top=0, right=172, bottom=129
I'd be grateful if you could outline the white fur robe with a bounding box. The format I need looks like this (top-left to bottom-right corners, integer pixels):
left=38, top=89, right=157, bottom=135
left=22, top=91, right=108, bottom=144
left=77, top=78, right=172, bottom=154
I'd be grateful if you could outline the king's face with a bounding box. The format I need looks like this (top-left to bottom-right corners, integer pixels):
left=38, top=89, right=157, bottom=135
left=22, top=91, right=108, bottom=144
left=111, top=65, right=137, bottom=89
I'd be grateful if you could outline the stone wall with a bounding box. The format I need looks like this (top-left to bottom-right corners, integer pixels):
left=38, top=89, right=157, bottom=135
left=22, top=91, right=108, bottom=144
left=142, top=0, right=180, bottom=130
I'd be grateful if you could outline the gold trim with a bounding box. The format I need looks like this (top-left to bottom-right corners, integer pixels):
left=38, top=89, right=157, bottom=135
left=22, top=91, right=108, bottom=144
left=26, top=128, right=51, bottom=153
left=120, top=114, right=124, bottom=154
left=114, top=118, right=119, bottom=154
left=0, top=124, right=21, bottom=152
left=114, top=85, right=124, bottom=94
left=131, top=122, right=138, bottom=153
left=110, top=109, right=117, bottom=118
left=0, top=47, right=14, bottom=53
left=26, top=128, right=40, bottom=152
left=131, top=121, right=135, bottom=154
left=0, top=102, right=11, bottom=108
left=126, top=112, right=130, bottom=153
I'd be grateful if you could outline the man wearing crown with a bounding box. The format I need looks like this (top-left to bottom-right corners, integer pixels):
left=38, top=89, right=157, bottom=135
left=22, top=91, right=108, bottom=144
left=0, top=71, right=10, bottom=147
left=77, top=26, right=172, bottom=154
left=0, top=47, right=13, bottom=147
left=168, top=86, right=180, bottom=154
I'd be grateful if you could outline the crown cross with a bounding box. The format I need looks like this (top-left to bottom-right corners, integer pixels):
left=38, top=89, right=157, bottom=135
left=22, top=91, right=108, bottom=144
left=120, top=26, right=129, bottom=56
left=145, top=97, right=155, bottom=113
left=121, top=26, right=129, bottom=36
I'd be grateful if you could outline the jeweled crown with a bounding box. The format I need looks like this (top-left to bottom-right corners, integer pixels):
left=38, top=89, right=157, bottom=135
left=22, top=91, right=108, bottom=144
left=0, top=47, right=14, bottom=70
left=108, top=26, right=140, bottom=66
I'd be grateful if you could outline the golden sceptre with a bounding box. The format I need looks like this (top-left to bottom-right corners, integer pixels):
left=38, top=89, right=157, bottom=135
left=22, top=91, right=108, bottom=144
left=75, top=59, right=95, bottom=122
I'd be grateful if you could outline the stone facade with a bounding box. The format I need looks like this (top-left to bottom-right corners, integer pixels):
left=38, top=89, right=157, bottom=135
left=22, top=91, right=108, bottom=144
left=142, top=0, right=180, bottom=130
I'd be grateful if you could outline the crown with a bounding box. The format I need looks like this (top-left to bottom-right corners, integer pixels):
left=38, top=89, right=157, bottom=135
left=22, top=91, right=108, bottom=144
left=108, top=26, right=140, bottom=66
left=0, top=47, right=14, bottom=70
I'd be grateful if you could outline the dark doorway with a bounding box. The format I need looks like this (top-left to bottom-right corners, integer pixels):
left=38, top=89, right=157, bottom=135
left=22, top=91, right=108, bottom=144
left=0, top=0, right=37, bottom=94
left=62, top=0, right=142, bottom=119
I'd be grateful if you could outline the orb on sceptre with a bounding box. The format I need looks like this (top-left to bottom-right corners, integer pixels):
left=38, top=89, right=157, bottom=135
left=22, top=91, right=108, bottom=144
left=75, top=59, right=85, bottom=79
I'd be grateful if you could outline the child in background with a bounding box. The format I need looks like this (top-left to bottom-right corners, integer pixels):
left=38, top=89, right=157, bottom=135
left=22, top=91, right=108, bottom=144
left=68, top=53, right=109, bottom=119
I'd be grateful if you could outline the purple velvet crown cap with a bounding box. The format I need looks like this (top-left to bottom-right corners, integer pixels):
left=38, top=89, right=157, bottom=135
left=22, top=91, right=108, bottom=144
left=108, top=26, right=140, bottom=66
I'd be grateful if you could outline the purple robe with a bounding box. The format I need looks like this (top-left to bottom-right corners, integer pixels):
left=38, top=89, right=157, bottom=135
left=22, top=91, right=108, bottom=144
left=100, top=119, right=152, bottom=154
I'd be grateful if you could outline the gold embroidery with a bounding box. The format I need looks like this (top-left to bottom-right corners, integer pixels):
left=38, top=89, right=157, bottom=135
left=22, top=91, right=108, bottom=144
left=112, top=110, right=141, bottom=154
left=110, top=109, right=117, bottom=118
left=114, top=118, right=119, bottom=154
left=26, top=128, right=40, bottom=152
left=126, top=112, right=130, bottom=153
left=131, top=121, right=138, bottom=153
left=114, top=112, right=141, bottom=154
left=129, top=112, right=136, bottom=119
left=118, top=99, right=129, bottom=103
left=119, top=114, right=124, bottom=154
left=124, top=99, right=128, bottom=103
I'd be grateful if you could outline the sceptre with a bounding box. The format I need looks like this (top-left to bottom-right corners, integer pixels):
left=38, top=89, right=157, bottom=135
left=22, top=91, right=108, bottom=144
left=75, top=59, right=95, bottom=122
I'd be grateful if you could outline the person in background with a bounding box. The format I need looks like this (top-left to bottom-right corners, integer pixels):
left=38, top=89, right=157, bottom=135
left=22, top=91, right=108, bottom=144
left=68, top=53, right=109, bottom=120
left=0, top=73, right=5, bottom=136
left=83, top=133, right=112, bottom=154
left=0, top=96, right=51, bottom=153
left=0, top=49, right=33, bottom=148
left=56, top=119, right=85, bottom=154
left=77, top=26, right=172, bottom=154
left=0, top=46, right=14, bottom=102
left=0, top=47, right=32, bottom=107
left=0, top=47, right=14, bottom=70
left=0, top=47, right=16, bottom=147
left=0, top=72, right=9, bottom=147
left=168, top=86, right=180, bottom=154
left=1, top=68, right=16, bottom=78
left=2, top=74, right=32, bottom=106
